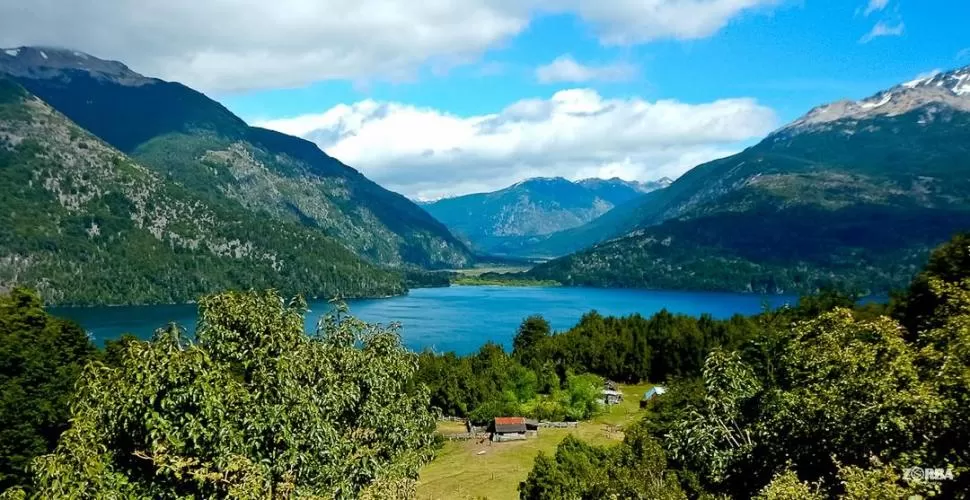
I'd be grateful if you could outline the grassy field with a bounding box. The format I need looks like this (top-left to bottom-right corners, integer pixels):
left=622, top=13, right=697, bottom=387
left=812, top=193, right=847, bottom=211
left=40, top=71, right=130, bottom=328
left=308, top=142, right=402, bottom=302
left=450, top=266, right=533, bottom=277
left=415, top=383, right=654, bottom=500
left=450, top=276, right=560, bottom=287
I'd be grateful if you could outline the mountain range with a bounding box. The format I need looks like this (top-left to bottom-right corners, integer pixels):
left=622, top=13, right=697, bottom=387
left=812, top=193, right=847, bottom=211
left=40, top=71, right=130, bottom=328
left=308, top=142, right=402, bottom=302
left=2, top=44, right=968, bottom=302
left=420, top=176, right=670, bottom=255
left=527, top=65, right=970, bottom=294
left=0, top=46, right=477, bottom=304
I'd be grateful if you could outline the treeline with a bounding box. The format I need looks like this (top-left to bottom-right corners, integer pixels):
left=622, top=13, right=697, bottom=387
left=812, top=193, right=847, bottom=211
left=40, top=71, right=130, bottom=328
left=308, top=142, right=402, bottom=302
left=520, top=233, right=970, bottom=499
left=415, top=332, right=604, bottom=425
left=415, top=294, right=851, bottom=423
left=527, top=205, right=970, bottom=296
left=0, top=289, right=435, bottom=497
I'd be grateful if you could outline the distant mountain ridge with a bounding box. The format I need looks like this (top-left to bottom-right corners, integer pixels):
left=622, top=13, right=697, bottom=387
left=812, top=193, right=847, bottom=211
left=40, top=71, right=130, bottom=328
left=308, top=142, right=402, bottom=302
left=0, top=46, right=473, bottom=270
left=420, top=176, right=669, bottom=254
left=528, top=64, right=970, bottom=294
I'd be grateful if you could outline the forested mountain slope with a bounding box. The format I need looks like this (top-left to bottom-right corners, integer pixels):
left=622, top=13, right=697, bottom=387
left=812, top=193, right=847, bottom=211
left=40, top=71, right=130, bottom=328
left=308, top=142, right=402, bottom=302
left=422, top=176, right=667, bottom=255
left=0, top=77, right=404, bottom=305
left=0, top=46, right=472, bottom=269
left=529, top=66, right=970, bottom=294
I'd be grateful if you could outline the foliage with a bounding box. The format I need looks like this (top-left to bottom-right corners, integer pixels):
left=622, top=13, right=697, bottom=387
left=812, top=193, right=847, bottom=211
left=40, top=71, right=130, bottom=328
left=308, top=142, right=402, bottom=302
left=0, top=288, right=98, bottom=491
left=894, top=232, right=970, bottom=334
left=524, top=234, right=970, bottom=498
left=538, top=309, right=761, bottom=383
left=416, top=332, right=605, bottom=424
left=419, top=304, right=777, bottom=422
left=512, top=315, right=551, bottom=367
left=401, top=269, right=452, bottom=289
left=27, top=290, right=435, bottom=498
left=518, top=423, right=685, bottom=500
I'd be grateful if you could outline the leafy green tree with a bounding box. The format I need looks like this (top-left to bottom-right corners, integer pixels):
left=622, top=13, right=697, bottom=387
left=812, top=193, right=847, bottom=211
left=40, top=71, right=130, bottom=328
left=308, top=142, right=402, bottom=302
left=512, top=315, right=550, bottom=367
left=519, top=436, right=614, bottom=500
left=519, top=430, right=685, bottom=499
left=29, top=290, right=435, bottom=498
left=0, top=288, right=97, bottom=491
left=894, top=232, right=970, bottom=334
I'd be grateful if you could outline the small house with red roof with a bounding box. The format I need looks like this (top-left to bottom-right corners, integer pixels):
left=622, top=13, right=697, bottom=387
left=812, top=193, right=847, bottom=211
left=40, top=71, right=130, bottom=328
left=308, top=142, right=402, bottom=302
left=490, top=417, right=538, bottom=441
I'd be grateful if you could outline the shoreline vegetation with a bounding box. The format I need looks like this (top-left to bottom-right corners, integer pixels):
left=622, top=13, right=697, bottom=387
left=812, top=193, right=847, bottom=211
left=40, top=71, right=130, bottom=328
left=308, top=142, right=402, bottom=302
left=450, top=275, right=561, bottom=287
left=0, top=234, right=967, bottom=497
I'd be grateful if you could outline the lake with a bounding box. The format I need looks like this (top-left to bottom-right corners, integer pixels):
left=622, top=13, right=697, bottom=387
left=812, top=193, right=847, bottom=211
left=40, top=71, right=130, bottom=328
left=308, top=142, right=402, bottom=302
left=52, top=286, right=797, bottom=355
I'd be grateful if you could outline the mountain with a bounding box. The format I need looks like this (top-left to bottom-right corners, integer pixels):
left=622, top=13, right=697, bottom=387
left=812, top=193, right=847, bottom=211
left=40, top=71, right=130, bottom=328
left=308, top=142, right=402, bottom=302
left=420, top=176, right=667, bottom=254
left=529, top=65, right=970, bottom=294
left=576, top=177, right=671, bottom=201
left=0, top=46, right=472, bottom=270
left=0, top=76, right=406, bottom=305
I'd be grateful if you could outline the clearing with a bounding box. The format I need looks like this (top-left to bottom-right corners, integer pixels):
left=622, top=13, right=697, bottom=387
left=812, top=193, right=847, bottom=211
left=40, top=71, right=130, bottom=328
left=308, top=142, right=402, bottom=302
left=415, top=383, right=654, bottom=499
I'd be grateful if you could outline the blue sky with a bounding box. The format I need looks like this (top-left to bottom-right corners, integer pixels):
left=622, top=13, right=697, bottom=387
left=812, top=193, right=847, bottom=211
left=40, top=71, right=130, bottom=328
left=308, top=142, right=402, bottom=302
left=3, top=0, right=969, bottom=199
left=221, top=1, right=969, bottom=125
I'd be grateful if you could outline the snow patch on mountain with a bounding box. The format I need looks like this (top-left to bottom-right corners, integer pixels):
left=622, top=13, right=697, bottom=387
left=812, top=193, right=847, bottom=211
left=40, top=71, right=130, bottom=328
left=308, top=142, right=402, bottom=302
left=775, top=65, right=970, bottom=135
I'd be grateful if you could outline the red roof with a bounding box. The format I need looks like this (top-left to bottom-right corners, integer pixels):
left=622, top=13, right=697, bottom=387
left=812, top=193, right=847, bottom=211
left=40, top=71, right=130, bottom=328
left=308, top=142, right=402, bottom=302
left=494, top=417, right=525, bottom=425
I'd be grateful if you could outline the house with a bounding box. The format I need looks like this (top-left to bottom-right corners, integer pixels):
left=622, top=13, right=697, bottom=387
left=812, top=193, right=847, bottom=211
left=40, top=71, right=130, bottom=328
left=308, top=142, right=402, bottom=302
left=491, top=417, right=528, bottom=442
left=602, top=389, right=624, bottom=405
left=639, top=386, right=667, bottom=408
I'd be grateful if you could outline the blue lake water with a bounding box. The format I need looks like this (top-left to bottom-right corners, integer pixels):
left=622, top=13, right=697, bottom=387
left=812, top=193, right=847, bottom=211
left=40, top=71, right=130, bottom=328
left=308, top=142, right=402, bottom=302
left=52, top=286, right=797, bottom=355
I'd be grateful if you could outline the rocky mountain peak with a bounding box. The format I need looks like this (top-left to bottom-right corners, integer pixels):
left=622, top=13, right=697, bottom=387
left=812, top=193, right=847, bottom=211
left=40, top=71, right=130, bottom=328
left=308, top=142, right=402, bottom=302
left=0, top=46, right=153, bottom=86
left=776, top=64, right=970, bottom=136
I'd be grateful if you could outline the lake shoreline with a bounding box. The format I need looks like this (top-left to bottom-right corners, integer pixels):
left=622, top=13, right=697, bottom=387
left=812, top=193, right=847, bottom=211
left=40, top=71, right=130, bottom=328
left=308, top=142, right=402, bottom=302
left=52, top=286, right=798, bottom=353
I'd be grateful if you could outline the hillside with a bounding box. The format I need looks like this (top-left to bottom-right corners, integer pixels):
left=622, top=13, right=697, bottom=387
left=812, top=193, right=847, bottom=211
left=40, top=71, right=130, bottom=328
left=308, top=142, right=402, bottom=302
left=0, top=77, right=405, bottom=305
left=529, top=66, right=970, bottom=295
left=421, top=176, right=667, bottom=255
left=0, top=46, right=472, bottom=269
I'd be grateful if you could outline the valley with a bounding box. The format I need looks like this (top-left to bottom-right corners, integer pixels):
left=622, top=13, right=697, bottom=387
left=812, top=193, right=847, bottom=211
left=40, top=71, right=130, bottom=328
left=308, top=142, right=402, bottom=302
left=1, top=7, right=969, bottom=496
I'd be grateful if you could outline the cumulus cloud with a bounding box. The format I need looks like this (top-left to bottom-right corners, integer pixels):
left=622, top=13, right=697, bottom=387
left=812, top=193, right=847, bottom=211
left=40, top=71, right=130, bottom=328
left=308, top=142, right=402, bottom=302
left=0, top=0, right=782, bottom=92
left=535, top=55, right=638, bottom=83
left=255, top=90, right=778, bottom=200
left=860, top=20, right=904, bottom=43
left=0, top=0, right=531, bottom=92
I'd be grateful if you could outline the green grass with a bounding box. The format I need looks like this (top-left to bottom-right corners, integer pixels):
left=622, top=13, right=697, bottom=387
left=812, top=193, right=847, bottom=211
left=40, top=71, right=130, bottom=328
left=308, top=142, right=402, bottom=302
left=451, top=276, right=560, bottom=287
left=415, top=383, right=654, bottom=499
left=450, top=266, right=533, bottom=276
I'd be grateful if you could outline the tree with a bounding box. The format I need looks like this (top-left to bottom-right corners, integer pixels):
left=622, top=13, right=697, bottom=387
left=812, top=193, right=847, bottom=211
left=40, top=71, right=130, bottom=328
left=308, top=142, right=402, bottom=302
left=519, top=430, right=685, bottom=499
left=894, top=232, right=970, bottom=334
left=512, top=315, right=550, bottom=367
left=0, top=288, right=97, bottom=491
left=29, top=290, right=435, bottom=498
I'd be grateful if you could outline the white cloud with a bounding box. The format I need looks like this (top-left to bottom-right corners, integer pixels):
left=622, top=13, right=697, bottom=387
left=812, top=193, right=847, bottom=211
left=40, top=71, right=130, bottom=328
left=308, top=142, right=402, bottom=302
left=255, top=90, right=778, bottom=200
left=555, top=0, right=781, bottom=45
left=0, top=0, right=532, bottom=92
left=535, top=55, right=638, bottom=83
left=958, top=47, right=970, bottom=61
left=860, top=21, right=904, bottom=43
left=0, top=0, right=783, bottom=92
left=862, top=0, right=889, bottom=16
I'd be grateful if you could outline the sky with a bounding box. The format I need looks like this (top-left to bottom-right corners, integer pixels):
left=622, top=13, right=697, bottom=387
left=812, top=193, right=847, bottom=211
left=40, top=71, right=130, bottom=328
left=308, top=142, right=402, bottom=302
left=2, top=0, right=969, bottom=200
